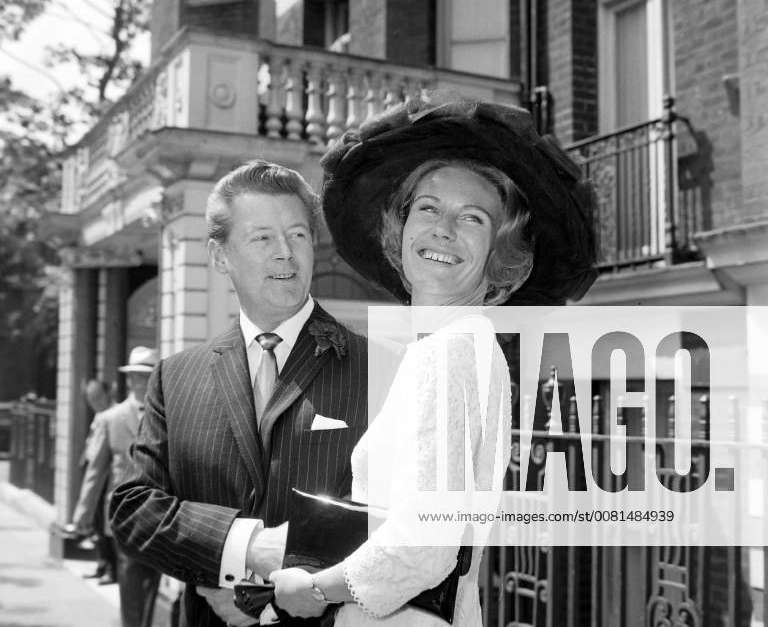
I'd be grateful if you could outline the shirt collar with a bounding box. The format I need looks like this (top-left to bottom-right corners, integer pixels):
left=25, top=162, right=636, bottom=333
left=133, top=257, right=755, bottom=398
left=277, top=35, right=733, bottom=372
left=239, top=296, right=315, bottom=354
left=127, top=392, right=143, bottom=412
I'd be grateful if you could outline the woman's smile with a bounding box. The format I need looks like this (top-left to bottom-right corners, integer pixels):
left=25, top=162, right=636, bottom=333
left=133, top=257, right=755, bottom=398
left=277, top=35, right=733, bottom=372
left=417, top=248, right=464, bottom=265
left=402, top=166, right=502, bottom=305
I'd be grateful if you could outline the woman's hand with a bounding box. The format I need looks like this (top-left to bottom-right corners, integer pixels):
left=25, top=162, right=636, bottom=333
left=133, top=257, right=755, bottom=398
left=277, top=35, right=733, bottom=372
left=269, top=567, right=327, bottom=618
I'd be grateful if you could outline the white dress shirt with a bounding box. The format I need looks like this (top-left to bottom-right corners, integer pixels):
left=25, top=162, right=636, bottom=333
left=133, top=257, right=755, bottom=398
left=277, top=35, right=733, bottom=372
left=218, top=297, right=315, bottom=587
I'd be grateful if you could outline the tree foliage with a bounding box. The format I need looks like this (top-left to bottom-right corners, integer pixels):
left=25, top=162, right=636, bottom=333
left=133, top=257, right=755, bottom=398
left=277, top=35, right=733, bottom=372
left=46, top=0, right=150, bottom=119
left=0, top=78, right=62, bottom=354
left=0, top=0, right=150, bottom=379
left=0, top=0, right=50, bottom=41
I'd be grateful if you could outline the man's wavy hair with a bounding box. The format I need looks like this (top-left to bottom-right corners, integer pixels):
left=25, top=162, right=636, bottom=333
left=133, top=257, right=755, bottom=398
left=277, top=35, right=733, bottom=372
left=380, top=158, right=535, bottom=305
left=206, top=160, right=320, bottom=245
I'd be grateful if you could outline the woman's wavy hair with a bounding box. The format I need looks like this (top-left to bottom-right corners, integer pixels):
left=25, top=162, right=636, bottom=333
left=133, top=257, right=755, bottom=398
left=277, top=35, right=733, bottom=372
left=380, top=158, right=534, bottom=305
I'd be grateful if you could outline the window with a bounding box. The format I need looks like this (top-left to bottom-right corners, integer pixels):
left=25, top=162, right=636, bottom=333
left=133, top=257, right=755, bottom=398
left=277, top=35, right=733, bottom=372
left=436, top=0, right=511, bottom=78
left=303, top=0, right=349, bottom=51
left=325, top=0, right=349, bottom=51
left=599, top=0, right=674, bottom=132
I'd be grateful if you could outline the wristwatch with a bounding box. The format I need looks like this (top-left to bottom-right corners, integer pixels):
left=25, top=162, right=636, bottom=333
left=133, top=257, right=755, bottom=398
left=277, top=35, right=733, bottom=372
left=310, top=577, right=329, bottom=604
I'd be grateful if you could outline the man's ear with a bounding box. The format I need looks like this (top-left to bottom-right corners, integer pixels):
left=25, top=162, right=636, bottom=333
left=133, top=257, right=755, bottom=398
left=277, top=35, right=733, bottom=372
left=208, top=239, right=228, bottom=275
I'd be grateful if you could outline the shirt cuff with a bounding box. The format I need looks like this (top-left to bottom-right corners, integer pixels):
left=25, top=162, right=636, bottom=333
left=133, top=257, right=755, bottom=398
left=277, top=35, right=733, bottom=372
left=219, top=518, right=263, bottom=588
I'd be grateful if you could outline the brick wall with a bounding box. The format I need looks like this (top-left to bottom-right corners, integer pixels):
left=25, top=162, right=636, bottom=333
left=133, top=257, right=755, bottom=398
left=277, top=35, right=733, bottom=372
left=349, top=0, right=385, bottom=58
left=152, top=1, right=263, bottom=56
left=738, top=0, right=768, bottom=225
left=509, top=0, right=522, bottom=80
left=546, top=0, right=597, bottom=142
left=537, top=0, right=549, bottom=86
left=180, top=0, right=260, bottom=37
left=570, top=3, right=597, bottom=139
left=385, top=0, right=435, bottom=66
left=673, top=0, right=741, bottom=230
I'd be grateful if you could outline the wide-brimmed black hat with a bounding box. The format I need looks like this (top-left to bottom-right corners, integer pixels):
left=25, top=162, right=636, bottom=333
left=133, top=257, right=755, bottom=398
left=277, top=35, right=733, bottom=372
left=320, top=98, right=598, bottom=305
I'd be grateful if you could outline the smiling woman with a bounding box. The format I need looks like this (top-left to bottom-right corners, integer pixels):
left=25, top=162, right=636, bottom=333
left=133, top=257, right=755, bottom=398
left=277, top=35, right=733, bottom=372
left=402, top=165, right=504, bottom=305
left=321, top=98, right=597, bottom=307
left=260, top=97, right=598, bottom=626
left=381, top=159, right=533, bottom=306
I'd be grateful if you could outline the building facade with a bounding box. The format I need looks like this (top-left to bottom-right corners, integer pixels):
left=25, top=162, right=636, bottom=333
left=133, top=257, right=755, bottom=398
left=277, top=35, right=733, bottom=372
left=51, top=1, right=768, bottom=624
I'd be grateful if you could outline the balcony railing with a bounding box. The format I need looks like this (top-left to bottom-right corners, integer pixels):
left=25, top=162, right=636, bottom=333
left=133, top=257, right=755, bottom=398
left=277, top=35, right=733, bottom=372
left=566, top=97, right=705, bottom=271
left=61, top=27, right=520, bottom=215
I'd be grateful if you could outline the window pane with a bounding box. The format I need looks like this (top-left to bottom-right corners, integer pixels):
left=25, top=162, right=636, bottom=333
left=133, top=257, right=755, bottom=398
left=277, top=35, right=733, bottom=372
left=615, top=1, right=648, bottom=126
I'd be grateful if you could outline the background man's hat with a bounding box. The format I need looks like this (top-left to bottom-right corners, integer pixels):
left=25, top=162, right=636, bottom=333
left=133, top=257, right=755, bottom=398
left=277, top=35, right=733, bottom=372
left=118, top=346, right=158, bottom=373
left=320, top=98, right=598, bottom=305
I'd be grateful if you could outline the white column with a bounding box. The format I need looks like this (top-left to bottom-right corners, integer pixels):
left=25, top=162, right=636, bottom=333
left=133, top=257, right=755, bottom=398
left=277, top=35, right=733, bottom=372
left=53, top=269, right=75, bottom=525
left=95, top=269, right=108, bottom=379
left=159, top=181, right=238, bottom=358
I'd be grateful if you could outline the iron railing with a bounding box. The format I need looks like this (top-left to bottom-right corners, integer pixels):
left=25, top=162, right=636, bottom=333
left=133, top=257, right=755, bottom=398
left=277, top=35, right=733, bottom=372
left=479, top=376, right=762, bottom=626
left=0, top=402, right=11, bottom=460
left=7, top=397, right=56, bottom=503
left=566, top=97, right=705, bottom=271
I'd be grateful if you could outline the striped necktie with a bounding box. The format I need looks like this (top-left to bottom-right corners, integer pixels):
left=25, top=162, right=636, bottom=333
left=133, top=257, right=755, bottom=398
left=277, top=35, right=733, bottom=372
left=254, top=332, right=282, bottom=427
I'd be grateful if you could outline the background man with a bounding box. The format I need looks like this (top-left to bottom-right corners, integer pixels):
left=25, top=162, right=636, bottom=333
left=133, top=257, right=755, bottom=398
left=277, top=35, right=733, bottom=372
left=67, top=378, right=118, bottom=584
left=110, top=161, right=368, bottom=627
left=85, top=347, right=161, bottom=627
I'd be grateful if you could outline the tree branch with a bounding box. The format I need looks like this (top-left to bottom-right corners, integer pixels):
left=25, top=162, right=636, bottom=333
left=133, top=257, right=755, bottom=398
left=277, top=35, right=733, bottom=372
left=97, top=0, right=128, bottom=103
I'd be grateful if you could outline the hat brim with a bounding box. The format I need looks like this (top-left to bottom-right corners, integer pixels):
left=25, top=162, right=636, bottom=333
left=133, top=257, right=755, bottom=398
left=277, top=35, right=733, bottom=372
left=118, top=365, right=155, bottom=373
left=321, top=100, right=597, bottom=305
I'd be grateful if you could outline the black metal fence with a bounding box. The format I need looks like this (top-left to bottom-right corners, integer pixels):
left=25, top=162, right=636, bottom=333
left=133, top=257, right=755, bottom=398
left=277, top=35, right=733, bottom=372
left=6, top=398, right=56, bottom=504
left=567, top=97, right=705, bottom=271
left=479, top=382, right=758, bottom=626
left=0, top=402, right=12, bottom=459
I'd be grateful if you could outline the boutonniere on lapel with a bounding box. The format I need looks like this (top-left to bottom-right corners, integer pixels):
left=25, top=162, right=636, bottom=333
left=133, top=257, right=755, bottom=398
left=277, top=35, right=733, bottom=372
left=308, top=320, right=347, bottom=359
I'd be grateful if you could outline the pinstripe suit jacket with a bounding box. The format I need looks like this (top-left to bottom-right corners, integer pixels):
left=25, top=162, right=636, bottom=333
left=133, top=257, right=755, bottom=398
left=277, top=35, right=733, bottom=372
left=110, top=303, right=367, bottom=627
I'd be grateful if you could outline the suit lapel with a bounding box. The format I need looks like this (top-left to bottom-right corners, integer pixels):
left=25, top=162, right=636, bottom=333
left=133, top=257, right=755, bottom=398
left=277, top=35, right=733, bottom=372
left=259, top=303, right=335, bottom=458
left=211, top=323, right=266, bottom=497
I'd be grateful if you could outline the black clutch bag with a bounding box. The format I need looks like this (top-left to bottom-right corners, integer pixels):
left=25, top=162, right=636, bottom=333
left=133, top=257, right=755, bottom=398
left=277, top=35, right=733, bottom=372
left=234, top=488, right=472, bottom=624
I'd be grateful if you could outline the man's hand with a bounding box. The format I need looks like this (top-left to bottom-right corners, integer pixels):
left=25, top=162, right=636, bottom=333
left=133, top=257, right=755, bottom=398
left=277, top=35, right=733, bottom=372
left=245, top=522, right=288, bottom=579
left=269, top=568, right=327, bottom=618
left=196, top=586, right=258, bottom=627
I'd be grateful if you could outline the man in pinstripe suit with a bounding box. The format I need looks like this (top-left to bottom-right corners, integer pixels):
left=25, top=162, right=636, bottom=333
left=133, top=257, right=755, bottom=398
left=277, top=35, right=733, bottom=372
left=110, top=161, right=367, bottom=627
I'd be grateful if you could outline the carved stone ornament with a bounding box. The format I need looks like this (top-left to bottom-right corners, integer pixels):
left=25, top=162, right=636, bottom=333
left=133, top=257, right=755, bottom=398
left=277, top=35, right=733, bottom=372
left=59, top=246, right=143, bottom=269
left=161, top=192, right=185, bottom=222
left=153, top=69, right=169, bottom=128
left=174, top=58, right=185, bottom=115
left=141, top=192, right=184, bottom=228
left=108, top=111, right=130, bottom=158
left=209, top=80, right=237, bottom=109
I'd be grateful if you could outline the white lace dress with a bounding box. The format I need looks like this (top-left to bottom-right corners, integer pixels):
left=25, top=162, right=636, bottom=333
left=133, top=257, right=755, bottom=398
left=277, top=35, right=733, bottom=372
left=334, top=316, right=512, bottom=626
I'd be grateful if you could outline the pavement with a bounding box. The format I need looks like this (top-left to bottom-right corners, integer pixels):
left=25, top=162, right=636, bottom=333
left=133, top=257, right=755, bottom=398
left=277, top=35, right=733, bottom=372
left=0, top=466, right=121, bottom=627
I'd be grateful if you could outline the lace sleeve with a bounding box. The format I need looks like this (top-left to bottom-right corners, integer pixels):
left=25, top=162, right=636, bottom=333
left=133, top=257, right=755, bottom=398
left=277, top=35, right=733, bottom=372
left=343, top=320, right=511, bottom=618
left=344, top=543, right=458, bottom=618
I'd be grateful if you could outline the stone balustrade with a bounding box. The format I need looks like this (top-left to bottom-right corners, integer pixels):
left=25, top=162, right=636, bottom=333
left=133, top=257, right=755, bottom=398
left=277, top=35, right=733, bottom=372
left=61, top=27, right=521, bottom=215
